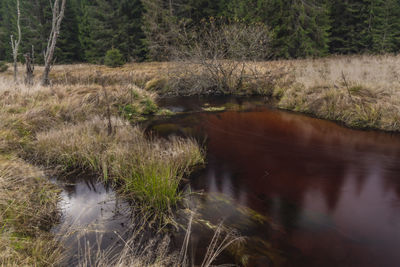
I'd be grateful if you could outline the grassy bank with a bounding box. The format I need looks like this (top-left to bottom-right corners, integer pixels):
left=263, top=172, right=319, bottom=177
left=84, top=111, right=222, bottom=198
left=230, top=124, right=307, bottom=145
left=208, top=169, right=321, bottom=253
left=0, top=155, right=61, bottom=266
left=0, top=53, right=398, bottom=264
left=275, top=55, right=400, bottom=131
left=0, top=72, right=205, bottom=263
left=35, top=117, right=203, bottom=213
left=0, top=78, right=203, bottom=215
left=25, top=54, right=397, bottom=132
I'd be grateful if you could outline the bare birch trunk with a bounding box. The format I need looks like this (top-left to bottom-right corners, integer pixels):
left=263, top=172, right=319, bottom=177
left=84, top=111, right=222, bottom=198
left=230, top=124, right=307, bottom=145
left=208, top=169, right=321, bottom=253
left=41, top=0, right=66, bottom=86
left=10, top=0, right=21, bottom=84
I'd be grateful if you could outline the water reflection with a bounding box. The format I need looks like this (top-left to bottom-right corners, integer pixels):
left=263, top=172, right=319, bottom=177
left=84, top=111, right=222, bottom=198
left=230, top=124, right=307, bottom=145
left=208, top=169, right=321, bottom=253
left=155, top=106, right=400, bottom=267
left=52, top=176, right=131, bottom=265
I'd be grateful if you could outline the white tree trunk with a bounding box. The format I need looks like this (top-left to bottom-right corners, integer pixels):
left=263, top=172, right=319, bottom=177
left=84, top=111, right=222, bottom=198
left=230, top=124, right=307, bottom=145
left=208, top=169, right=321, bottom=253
left=10, top=0, right=21, bottom=84
left=41, top=0, right=66, bottom=86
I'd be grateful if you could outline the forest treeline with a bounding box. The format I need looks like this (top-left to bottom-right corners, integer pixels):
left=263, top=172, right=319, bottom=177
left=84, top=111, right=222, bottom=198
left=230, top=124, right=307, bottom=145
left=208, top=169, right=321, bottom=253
left=1, top=0, right=400, bottom=64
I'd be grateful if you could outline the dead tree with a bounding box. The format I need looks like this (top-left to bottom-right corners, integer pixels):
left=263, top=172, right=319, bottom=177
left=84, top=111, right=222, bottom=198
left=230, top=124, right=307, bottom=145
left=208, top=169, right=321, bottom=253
left=10, top=0, right=21, bottom=83
left=24, top=46, right=35, bottom=85
left=41, top=0, right=66, bottom=86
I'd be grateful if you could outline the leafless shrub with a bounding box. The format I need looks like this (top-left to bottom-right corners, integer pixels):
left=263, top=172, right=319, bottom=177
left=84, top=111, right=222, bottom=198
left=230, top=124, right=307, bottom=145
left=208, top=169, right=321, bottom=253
left=163, top=19, right=287, bottom=95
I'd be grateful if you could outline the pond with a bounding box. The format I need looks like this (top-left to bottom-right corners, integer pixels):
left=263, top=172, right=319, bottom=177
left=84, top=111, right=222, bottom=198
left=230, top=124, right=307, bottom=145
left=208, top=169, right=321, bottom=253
left=54, top=97, right=400, bottom=267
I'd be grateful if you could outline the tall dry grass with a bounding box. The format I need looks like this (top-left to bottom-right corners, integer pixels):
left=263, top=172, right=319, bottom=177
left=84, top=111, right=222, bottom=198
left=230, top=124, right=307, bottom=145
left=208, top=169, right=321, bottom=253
left=0, top=78, right=204, bottom=214
left=0, top=155, right=62, bottom=266
left=34, top=117, right=204, bottom=214
left=0, top=75, right=158, bottom=153
left=271, top=55, right=400, bottom=131
left=0, top=71, right=206, bottom=264
left=73, top=213, right=241, bottom=267
left=41, top=55, right=400, bottom=132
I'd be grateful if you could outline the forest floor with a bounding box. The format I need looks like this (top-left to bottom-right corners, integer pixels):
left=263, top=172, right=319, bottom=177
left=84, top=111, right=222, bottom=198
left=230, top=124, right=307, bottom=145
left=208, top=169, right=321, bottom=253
left=1, top=54, right=399, bottom=265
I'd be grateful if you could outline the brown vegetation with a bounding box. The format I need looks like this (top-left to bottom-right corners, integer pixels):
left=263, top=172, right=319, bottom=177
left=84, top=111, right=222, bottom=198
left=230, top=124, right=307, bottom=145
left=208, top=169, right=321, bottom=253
left=35, top=54, right=399, bottom=131
left=1, top=53, right=399, bottom=265
left=0, top=69, right=204, bottom=264
left=274, top=55, right=400, bottom=131
left=0, top=155, right=61, bottom=266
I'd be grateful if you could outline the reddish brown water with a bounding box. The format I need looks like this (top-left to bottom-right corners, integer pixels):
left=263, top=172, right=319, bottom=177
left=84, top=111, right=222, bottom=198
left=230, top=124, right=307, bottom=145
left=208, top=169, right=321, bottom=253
left=153, top=102, right=400, bottom=267
left=54, top=97, right=400, bottom=266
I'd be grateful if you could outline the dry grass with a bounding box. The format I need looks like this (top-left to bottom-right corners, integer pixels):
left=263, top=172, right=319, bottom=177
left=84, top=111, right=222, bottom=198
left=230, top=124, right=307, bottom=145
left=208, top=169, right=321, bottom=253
left=271, top=55, right=400, bottom=131
left=73, top=213, right=241, bottom=267
left=0, top=76, right=157, bottom=153
left=0, top=78, right=204, bottom=214
left=27, top=55, right=399, bottom=132
left=0, top=65, right=204, bottom=264
left=34, top=117, right=204, bottom=214
left=0, top=155, right=61, bottom=266
left=32, top=54, right=397, bottom=131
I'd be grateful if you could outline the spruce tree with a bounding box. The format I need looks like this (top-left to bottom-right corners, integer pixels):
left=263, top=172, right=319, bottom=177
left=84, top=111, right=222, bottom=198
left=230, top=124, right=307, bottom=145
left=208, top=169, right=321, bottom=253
left=114, top=0, right=146, bottom=61
left=56, top=0, right=83, bottom=63
left=267, top=0, right=330, bottom=58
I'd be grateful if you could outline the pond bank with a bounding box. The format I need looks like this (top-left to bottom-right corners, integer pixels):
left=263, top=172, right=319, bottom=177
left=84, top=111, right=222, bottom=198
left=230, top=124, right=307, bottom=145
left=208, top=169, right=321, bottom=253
left=0, top=81, right=205, bottom=266
left=0, top=155, right=61, bottom=265
left=1, top=54, right=400, bottom=266
left=148, top=99, right=400, bottom=266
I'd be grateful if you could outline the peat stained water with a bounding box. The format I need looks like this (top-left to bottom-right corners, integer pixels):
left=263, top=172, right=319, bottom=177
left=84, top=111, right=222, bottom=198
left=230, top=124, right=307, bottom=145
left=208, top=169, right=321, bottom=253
left=52, top=96, right=400, bottom=267
left=151, top=99, right=400, bottom=267
left=51, top=175, right=132, bottom=265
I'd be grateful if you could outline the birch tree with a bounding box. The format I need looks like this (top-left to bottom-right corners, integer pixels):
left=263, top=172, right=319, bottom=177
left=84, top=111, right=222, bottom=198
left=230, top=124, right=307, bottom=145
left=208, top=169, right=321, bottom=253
left=42, top=0, right=66, bottom=86
left=10, top=0, right=21, bottom=83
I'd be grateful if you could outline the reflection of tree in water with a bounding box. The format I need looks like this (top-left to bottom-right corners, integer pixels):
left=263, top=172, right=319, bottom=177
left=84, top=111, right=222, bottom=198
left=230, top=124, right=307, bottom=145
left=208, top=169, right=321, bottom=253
left=190, top=108, right=400, bottom=234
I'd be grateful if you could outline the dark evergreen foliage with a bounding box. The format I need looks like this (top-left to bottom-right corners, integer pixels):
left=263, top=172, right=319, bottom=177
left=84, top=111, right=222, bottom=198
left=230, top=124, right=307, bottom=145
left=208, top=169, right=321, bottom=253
left=1, top=0, right=400, bottom=63
left=104, top=48, right=125, bottom=67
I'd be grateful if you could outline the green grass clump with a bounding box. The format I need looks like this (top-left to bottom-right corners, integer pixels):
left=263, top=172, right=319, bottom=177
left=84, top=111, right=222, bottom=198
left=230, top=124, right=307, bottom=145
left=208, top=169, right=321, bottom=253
left=141, top=98, right=158, bottom=115
left=119, top=103, right=140, bottom=120
left=34, top=117, right=204, bottom=215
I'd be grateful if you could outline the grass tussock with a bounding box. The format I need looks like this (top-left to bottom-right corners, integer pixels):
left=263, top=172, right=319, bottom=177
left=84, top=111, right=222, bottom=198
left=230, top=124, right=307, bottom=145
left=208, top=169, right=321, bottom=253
left=0, top=72, right=205, bottom=263
left=274, top=55, right=400, bottom=131
left=0, top=155, right=61, bottom=266
left=0, top=71, right=204, bottom=217
left=42, top=55, right=400, bottom=131
left=0, top=77, right=157, bottom=153
left=34, top=117, right=204, bottom=214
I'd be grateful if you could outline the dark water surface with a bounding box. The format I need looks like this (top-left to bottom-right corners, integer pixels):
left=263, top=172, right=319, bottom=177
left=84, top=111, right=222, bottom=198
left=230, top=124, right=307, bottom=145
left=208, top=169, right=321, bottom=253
left=153, top=98, right=400, bottom=267
left=54, top=97, right=400, bottom=266
left=51, top=175, right=132, bottom=265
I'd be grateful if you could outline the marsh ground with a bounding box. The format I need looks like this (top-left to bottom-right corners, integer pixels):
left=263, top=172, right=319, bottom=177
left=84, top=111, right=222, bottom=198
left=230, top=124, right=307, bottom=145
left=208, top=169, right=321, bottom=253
left=1, top=54, right=399, bottom=266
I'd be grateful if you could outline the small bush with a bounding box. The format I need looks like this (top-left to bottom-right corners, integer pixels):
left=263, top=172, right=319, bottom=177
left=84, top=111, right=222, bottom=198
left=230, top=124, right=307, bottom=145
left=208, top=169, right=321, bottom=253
left=0, top=61, right=8, bottom=73
left=119, top=104, right=139, bottom=120
left=141, top=98, right=158, bottom=114
left=104, top=49, right=125, bottom=68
